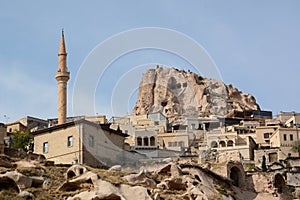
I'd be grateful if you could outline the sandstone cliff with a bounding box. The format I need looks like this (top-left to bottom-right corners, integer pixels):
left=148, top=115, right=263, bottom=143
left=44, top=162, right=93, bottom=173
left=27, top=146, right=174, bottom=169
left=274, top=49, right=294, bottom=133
left=133, top=66, right=260, bottom=121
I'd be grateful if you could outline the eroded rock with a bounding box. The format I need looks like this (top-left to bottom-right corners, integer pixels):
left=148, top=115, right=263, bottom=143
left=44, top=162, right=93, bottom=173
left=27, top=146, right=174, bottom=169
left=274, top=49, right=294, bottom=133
left=0, top=171, right=33, bottom=189
left=133, top=67, right=260, bottom=122
left=14, top=160, right=36, bottom=168
left=66, top=164, right=88, bottom=179
left=58, top=171, right=100, bottom=191
left=109, top=165, right=122, bottom=171
left=18, top=191, right=34, bottom=199
left=0, top=156, right=15, bottom=168
left=170, top=163, right=183, bottom=178
left=0, top=176, right=20, bottom=193
left=123, top=170, right=156, bottom=188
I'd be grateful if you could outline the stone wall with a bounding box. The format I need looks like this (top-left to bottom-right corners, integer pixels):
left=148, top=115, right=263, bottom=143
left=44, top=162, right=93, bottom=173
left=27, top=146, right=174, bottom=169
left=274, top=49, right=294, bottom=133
left=255, top=149, right=282, bottom=167
left=81, top=122, right=146, bottom=167
left=286, top=158, right=300, bottom=168
left=287, top=172, right=300, bottom=187
left=34, top=125, right=81, bottom=165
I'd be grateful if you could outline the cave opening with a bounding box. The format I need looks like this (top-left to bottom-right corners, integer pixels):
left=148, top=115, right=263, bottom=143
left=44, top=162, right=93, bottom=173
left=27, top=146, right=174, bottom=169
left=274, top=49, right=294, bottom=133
left=230, top=166, right=243, bottom=187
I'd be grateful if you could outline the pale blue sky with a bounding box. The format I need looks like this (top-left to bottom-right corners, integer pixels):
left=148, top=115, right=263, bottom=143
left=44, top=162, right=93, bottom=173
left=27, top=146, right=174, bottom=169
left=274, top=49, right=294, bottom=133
left=0, top=1, right=299, bottom=122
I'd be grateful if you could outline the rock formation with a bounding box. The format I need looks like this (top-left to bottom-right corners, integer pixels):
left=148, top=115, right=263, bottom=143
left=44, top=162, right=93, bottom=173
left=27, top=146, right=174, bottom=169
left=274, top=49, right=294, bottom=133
left=133, top=66, right=260, bottom=122
left=0, top=155, right=294, bottom=200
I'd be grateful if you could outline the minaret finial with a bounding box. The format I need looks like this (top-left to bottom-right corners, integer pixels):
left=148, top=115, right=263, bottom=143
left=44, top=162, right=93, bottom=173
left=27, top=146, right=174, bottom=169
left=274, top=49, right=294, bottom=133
left=59, top=29, right=66, bottom=55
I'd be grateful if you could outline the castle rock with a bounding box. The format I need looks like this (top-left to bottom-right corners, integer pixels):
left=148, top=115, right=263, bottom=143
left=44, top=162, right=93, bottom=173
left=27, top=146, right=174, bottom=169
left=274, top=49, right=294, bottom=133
left=132, top=67, right=260, bottom=122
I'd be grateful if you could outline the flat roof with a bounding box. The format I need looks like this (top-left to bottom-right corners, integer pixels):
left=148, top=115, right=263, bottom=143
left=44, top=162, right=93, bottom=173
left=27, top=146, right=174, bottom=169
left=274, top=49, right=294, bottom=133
left=32, top=119, right=128, bottom=137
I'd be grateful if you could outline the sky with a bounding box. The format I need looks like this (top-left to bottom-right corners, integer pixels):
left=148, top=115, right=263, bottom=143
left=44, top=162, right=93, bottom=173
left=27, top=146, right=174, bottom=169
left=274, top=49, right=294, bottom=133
left=0, top=1, right=299, bottom=123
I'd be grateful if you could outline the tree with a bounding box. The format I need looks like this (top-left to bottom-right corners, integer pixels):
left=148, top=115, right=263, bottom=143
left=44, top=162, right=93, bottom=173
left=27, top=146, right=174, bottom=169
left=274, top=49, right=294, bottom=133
left=12, top=130, right=33, bottom=152
left=291, top=140, right=300, bottom=157
left=262, top=155, right=267, bottom=172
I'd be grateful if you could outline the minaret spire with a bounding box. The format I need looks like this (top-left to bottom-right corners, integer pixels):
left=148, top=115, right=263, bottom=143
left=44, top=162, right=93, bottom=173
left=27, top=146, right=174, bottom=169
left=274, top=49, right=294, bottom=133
left=56, top=30, right=70, bottom=125
left=59, top=29, right=67, bottom=56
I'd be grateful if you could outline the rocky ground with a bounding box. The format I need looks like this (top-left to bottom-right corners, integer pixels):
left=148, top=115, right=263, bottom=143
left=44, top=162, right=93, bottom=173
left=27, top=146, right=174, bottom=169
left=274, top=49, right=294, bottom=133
left=0, top=155, right=294, bottom=200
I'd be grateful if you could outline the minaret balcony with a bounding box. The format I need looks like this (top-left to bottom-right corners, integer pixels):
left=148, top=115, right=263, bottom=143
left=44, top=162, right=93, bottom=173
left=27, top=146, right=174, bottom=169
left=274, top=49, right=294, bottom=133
left=56, top=71, right=70, bottom=82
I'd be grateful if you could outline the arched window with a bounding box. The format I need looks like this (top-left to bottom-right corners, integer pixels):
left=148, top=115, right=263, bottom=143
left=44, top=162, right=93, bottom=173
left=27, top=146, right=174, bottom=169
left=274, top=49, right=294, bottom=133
left=219, top=141, right=226, bottom=147
left=227, top=140, right=234, bottom=147
left=137, top=137, right=142, bottom=146
left=144, top=137, right=149, bottom=146
left=150, top=136, right=155, bottom=146
left=211, top=141, right=218, bottom=148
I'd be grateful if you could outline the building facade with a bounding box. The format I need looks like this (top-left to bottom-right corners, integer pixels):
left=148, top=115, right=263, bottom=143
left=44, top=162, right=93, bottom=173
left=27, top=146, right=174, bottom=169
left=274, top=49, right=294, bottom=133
left=33, top=119, right=145, bottom=167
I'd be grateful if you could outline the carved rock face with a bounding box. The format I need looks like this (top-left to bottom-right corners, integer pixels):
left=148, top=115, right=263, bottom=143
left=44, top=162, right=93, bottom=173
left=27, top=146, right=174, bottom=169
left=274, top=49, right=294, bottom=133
left=133, top=67, right=260, bottom=122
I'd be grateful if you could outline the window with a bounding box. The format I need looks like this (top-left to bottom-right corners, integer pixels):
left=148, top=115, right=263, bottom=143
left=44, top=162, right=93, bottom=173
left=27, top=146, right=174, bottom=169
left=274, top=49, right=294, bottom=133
left=144, top=137, right=149, bottom=146
left=264, top=133, right=270, bottom=139
left=269, top=153, right=278, bottom=163
left=219, top=141, right=226, bottom=147
left=227, top=140, right=234, bottom=147
left=283, top=134, right=287, bottom=141
left=290, top=134, right=294, bottom=141
left=191, top=123, right=195, bottom=130
left=150, top=136, right=155, bottom=146
left=68, top=136, right=73, bottom=147
left=178, top=141, right=184, bottom=147
left=137, top=137, right=142, bottom=146
left=89, top=135, right=94, bottom=147
left=168, top=141, right=185, bottom=147
left=43, top=142, right=48, bottom=153
left=198, top=124, right=203, bottom=130
left=194, top=143, right=199, bottom=148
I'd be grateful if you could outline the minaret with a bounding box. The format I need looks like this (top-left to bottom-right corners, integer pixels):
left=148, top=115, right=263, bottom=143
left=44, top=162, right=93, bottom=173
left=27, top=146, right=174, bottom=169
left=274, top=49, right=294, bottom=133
left=55, top=30, right=70, bottom=125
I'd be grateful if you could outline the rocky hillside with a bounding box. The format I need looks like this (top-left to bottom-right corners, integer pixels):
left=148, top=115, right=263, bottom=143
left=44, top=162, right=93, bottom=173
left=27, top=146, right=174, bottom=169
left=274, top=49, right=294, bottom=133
left=133, top=67, right=260, bottom=122
left=0, top=156, right=293, bottom=200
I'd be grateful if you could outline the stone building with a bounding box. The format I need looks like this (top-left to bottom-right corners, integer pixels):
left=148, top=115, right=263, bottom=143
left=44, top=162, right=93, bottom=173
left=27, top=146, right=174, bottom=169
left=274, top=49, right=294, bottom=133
left=269, top=127, right=300, bottom=157
left=205, top=129, right=257, bottom=161
left=254, top=112, right=300, bottom=166
left=6, top=116, right=48, bottom=133
left=6, top=121, right=27, bottom=133
left=197, top=120, right=258, bottom=162
left=33, top=119, right=144, bottom=167
left=157, top=116, right=222, bottom=153
left=110, top=112, right=168, bottom=149
left=277, top=112, right=300, bottom=125
left=255, top=125, right=279, bottom=148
